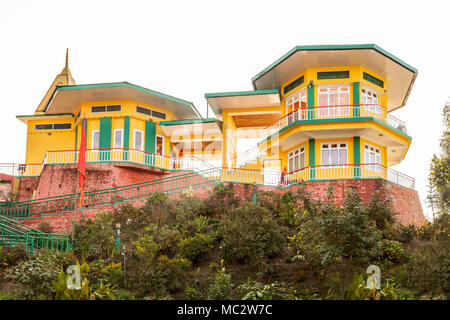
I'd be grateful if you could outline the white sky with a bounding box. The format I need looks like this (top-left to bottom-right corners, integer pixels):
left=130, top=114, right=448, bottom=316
left=0, top=0, right=448, bottom=220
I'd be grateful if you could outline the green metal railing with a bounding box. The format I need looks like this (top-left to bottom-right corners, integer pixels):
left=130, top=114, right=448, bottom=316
left=0, top=216, right=72, bottom=255
left=0, top=168, right=219, bottom=220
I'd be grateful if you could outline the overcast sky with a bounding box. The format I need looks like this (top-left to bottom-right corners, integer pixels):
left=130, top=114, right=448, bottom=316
left=0, top=0, right=448, bottom=220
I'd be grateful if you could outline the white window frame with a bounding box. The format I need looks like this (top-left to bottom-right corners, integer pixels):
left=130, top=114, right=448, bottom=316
left=285, top=88, right=307, bottom=123
left=361, top=87, right=381, bottom=114
left=156, top=135, right=164, bottom=156
left=288, top=146, right=305, bottom=173
left=317, top=85, right=350, bottom=118
left=133, top=129, right=144, bottom=151
left=364, top=143, right=381, bottom=172
left=321, top=142, right=348, bottom=167
left=91, top=130, right=100, bottom=152
left=114, top=129, right=124, bottom=149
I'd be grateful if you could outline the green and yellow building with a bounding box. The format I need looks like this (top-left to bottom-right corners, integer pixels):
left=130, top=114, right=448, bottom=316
left=4, top=45, right=417, bottom=193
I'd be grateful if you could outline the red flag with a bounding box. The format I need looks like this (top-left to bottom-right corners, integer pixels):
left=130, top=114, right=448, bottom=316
left=78, top=116, right=86, bottom=206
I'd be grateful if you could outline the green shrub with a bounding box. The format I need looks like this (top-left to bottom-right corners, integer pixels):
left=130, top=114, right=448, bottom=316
left=38, top=221, right=52, bottom=233
left=5, top=249, right=76, bottom=299
left=178, top=233, right=214, bottom=263
left=127, top=255, right=191, bottom=296
left=404, top=238, right=449, bottom=296
left=205, top=183, right=240, bottom=217
left=345, top=274, right=407, bottom=300
left=156, top=226, right=183, bottom=256
left=218, top=202, right=286, bottom=270
left=207, top=262, right=234, bottom=300
left=374, top=239, right=407, bottom=267
left=237, top=280, right=298, bottom=300
left=5, top=242, right=29, bottom=266
left=74, top=212, right=116, bottom=261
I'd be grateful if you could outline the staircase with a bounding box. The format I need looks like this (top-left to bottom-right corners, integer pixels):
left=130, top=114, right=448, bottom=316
left=0, top=167, right=220, bottom=220
left=0, top=215, right=71, bottom=255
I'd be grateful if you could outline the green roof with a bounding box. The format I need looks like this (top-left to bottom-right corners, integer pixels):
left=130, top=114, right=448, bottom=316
left=251, top=44, right=418, bottom=85
left=205, top=89, right=279, bottom=98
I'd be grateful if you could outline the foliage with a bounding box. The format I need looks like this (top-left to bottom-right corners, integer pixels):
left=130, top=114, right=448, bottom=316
left=127, top=254, right=191, bottom=296
left=38, top=221, right=52, bottom=233
left=5, top=242, right=29, bottom=266
left=205, top=183, right=240, bottom=217
left=345, top=274, right=409, bottom=300
left=74, top=212, right=116, bottom=261
left=290, top=187, right=383, bottom=268
left=5, top=249, right=76, bottom=299
left=52, top=262, right=116, bottom=300
left=374, top=239, right=407, bottom=268
left=237, top=280, right=299, bottom=300
left=218, top=202, right=286, bottom=270
left=207, top=261, right=234, bottom=300
left=404, top=237, right=449, bottom=296
left=178, top=233, right=214, bottom=263
left=428, top=100, right=450, bottom=215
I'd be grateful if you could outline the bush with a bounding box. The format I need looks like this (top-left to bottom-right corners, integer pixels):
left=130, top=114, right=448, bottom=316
left=207, top=262, right=234, bottom=300
left=74, top=212, right=116, bottom=261
left=205, top=183, right=240, bottom=217
left=5, top=249, right=76, bottom=299
left=127, top=255, right=191, bottom=296
left=5, top=242, right=29, bottom=266
left=290, top=187, right=383, bottom=268
left=345, top=274, right=408, bottom=300
left=37, top=221, right=52, bottom=233
left=374, top=239, right=407, bottom=267
left=218, top=202, right=286, bottom=270
left=404, top=238, right=449, bottom=296
left=178, top=233, right=214, bottom=263
left=237, top=280, right=298, bottom=300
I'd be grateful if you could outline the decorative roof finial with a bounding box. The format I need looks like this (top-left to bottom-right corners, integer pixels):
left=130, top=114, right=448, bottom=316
left=65, top=48, right=69, bottom=69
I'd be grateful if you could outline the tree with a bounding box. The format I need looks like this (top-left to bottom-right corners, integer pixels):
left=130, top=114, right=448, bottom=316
left=428, top=99, right=450, bottom=216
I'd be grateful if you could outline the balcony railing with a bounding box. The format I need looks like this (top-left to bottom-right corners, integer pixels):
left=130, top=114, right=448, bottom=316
left=284, top=163, right=415, bottom=189
left=0, top=163, right=43, bottom=177
left=267, top=104, right=408, bottom=135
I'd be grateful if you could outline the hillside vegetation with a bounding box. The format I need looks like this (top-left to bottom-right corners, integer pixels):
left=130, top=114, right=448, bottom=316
left=1, top=183, right=448, bottom=300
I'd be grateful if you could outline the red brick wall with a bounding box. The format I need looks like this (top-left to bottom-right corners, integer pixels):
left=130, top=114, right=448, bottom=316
left=15, top=176, right=40, bottom=202
left=19, top=176, right=426, bottom=233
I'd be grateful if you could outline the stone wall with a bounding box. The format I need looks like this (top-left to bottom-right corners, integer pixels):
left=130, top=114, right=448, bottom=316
left=19, top=178, right=426, bottom=234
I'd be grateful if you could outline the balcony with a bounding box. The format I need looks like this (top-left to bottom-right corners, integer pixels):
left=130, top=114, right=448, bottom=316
left=267, top=104, right=408, bottom=135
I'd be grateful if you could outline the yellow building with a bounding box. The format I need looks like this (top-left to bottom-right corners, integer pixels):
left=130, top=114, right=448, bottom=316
left=4, top=45, right=417, bottom=190
left=206, top=44, right=416, bottom=188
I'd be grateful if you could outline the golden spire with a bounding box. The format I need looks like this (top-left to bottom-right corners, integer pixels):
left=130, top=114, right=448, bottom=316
left=61, top=48, right=69, bottom=74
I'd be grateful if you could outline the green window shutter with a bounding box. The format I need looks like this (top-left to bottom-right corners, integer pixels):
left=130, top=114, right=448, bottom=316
left=353, top=82, right=360, bottom=117
left=123, top=116, right=130, bottom=160
left=145, top=120, right=156, bottom=165
left=309, top=138, right=315, bottom=179
left=307, top=84, right=315, bottom=119
left=99, top=117, right=112, bottom=160
left=353, top=136, right=361, bottom=178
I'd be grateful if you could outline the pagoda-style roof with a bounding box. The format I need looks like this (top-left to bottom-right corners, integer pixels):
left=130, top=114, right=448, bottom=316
left=251, top=44, right=418, bottom=112
left=42, top=82, right=202, bottom=119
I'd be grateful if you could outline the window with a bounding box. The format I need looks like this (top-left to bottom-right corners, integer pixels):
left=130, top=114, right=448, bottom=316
left=288, top=146, right=305, bottom=173
left=152, top=110, right=166, bottom=120
left=136, top=106, right=167, bottom=120
left=133, top=129, right=143, bottom=151
left=318, top=86, right=350, bottom=118
left=114, top=129, right=123, bottom=149
left=91, top=105, right=121, bottom=113
left=361, top=88, right=381, bottom=113
left=286, top=89, right=306, bottom=123
left=364, top=144, right=381, bottom=172
left=92, top=130, right=100, bottom=150
left=35, top=123, right=72, bottom=130
left=321, top=143, right=348, bottom=166
left=156, top=135, right=164, bottom=155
